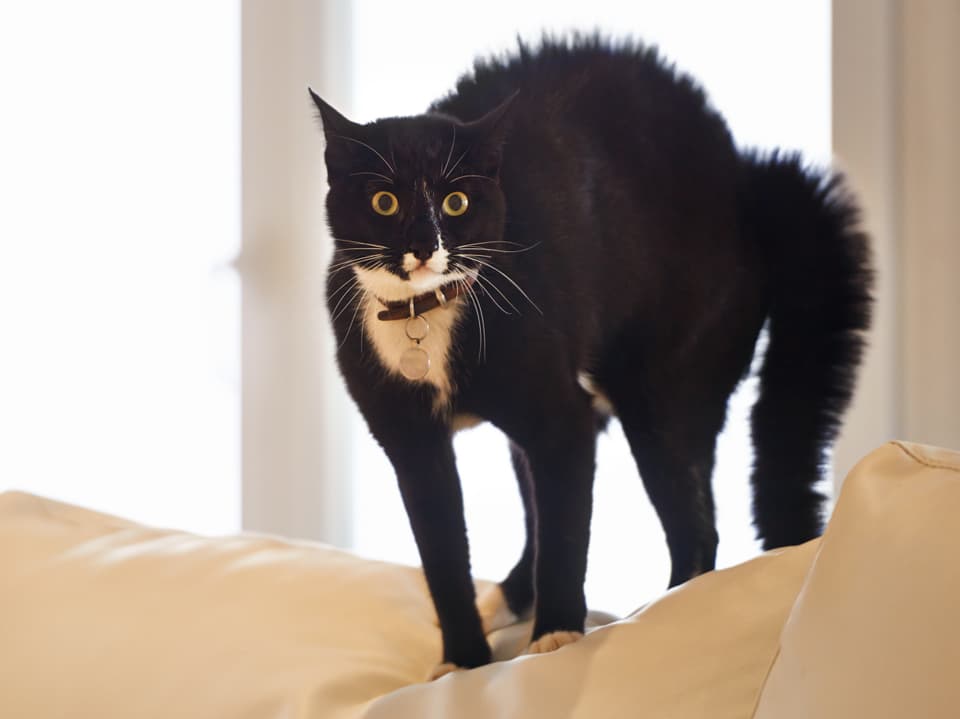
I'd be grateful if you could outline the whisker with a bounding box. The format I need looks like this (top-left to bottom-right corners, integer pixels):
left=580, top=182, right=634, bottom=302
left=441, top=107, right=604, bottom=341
left=330, top=134, right=396, bottom=176
left=454, top=277, right=474, bottom=358
left=448, top=174, right=495, bottom=183
left=348, top=171, right=394, bottom=184
left=459, top=240, right=528, bottom=247
left=441, top=125, right=457, bottom=177
left=466, top=281, right=487, bottom=363
left=332, top=285, right=365, bottom=324
left=466, top=277, right=485, bottom=361
left=444, top=150, right=469, bottom=179
left=327, top=264, right=355, bottom=277
left=457, top=254, right=543, bottom=314
left=327, top=262, right=357, bottom=275
left=359, top=261, right=385, bottom=354
left=458, top=277, right=485, bottom=362
left=327, top=256, right=385, bottom=275
left=457, top=240, right=541, bottom=254
left=453, top=261, right=517, bottom=315
left=472, top=272, right=518, bottom=315
left=330, top=251, right=387, bottom=264
left=330, top=280, right=362, bottom=321
left=339, top=286, right=368, bottom=350
left=328, top=256, right=387, bottom=273
left=329, top=252, right=387, bottom=267
left=335, top=239, right=390, bottom=249
left=327, top=275, right=359, bottom=303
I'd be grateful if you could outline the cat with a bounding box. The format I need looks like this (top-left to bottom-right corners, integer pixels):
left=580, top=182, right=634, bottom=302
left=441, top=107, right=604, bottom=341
left=310, top=35, right=873, bottom=678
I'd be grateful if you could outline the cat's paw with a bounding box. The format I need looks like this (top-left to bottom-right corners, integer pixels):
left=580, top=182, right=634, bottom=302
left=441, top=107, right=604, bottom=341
left=477, top=584, right=519, bottom=634
left=427, top=662, right=462, bottom=681
left=524, top=630, right=583, bottom=655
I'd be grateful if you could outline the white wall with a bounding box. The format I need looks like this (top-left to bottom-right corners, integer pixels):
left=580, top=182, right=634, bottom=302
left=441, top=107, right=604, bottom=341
left=899, top=1, right=960, bottom=450
left=832, top=0, right=960, bottom=479
left=239, top=0, right=355, bottom=545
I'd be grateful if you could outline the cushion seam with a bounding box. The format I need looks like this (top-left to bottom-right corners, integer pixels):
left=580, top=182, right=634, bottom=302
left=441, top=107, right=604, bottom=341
left=891, top=441, right=960, bottom=474
left=749, top=645, right=783, bottom=718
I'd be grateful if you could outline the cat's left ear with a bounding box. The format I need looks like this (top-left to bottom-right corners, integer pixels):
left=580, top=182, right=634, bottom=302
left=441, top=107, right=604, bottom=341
left=462, top=90, right=519, bottom=177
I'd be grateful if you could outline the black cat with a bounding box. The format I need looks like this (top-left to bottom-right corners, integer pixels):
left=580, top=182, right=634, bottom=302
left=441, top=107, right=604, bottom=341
left=310, top=36, right=872, bottom=677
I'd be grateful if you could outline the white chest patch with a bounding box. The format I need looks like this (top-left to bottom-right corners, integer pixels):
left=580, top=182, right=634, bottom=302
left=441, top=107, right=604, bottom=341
left=577, top=371, right=615, bottom=416
left=356, top=265, right=467, bottom=412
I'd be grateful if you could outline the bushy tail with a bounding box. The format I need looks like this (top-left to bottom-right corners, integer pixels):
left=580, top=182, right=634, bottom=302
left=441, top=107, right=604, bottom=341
left=739, top=152, right=873, bottom=549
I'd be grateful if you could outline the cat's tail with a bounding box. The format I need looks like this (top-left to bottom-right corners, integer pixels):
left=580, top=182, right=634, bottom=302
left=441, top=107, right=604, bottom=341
left=738, top=151, right=873, bottom=549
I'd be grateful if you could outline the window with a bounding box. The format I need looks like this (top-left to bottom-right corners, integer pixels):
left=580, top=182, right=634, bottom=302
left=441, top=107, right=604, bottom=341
left=0, top=1, right=241, bottom=535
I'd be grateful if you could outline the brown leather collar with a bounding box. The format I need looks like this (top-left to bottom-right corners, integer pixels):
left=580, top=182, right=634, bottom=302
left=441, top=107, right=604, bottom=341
left=376, top=276, right=476, bottom=321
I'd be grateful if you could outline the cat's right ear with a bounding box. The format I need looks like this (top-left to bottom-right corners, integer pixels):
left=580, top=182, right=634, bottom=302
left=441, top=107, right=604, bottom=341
left=309, top=89, right=355, bottom=137
left=308, top=88, right=362, bottom=181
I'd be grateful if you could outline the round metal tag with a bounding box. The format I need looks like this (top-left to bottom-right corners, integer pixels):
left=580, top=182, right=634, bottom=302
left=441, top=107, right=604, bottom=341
left=399, top=346, right=430, bottom=380
left=405, top=315, right=430, bottom=342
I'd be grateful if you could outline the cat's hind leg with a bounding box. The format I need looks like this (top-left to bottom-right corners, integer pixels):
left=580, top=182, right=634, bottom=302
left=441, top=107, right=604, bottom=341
left=605, top=371, right=735, bottom=588
left=620, top=419, right=721, bottom=588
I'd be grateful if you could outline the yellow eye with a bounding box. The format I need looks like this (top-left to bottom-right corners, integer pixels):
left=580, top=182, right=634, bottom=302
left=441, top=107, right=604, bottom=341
left=442, top=191, right=469, bottom=217
left=371, top=191, right=399, bottom=216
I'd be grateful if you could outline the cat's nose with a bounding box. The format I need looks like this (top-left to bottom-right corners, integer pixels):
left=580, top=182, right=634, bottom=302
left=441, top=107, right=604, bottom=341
left=409, top=241, right=438, bottom=261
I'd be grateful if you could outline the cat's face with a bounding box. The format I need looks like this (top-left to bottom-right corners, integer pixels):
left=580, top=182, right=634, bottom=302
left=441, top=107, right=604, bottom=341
left=312, top=91, right=512, bottom=302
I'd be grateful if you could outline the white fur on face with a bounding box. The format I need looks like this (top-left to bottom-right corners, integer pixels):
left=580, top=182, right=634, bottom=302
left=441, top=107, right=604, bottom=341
left=400, top=244, right=451, bottom=286
left=355, top=258, right=464, bottom=302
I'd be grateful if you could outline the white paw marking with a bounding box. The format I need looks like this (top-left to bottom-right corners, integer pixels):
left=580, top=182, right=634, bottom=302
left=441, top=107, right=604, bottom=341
left=355, top=264, right=468, bottom=411
left=477, top=585, right=519, bottom=635
left=524, top=630, right=583, bottom=655
left=576, top=371, right=614, bottom=415
left=427, top=662, right=461, bottom=681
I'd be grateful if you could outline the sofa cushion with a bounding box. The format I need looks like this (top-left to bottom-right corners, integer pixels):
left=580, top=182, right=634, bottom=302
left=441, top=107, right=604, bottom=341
left=0, top=487, right=819, bottom=718
left=753, top=441, right=960, bottom=719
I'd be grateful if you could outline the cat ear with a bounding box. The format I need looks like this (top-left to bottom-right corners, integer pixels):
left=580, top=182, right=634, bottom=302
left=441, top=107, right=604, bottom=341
left=308, top=88, right=358, bottom=137
left=308, top=88, right=367, bottom=181
left=462, top=90, right=519, bottom=176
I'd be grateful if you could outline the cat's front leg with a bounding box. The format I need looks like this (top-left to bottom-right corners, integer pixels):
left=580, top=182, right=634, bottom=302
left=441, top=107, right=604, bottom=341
left=508, top=405, right=597, bottom=655
left=379, top=424, right=491, bottom=676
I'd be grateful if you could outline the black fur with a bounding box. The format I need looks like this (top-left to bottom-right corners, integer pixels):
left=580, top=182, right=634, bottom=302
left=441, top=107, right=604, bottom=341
left=311, top=36, right=873, bottom=670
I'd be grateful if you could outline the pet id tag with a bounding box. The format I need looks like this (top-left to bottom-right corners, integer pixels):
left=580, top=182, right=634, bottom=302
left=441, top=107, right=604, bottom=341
left=399, top=346, right=430, bottom=380
left=400, top=314, right=431, bottom=380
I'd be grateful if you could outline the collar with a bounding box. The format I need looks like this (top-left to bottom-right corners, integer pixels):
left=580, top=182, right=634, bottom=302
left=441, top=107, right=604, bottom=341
left=376, top=276, right=476, bottom=321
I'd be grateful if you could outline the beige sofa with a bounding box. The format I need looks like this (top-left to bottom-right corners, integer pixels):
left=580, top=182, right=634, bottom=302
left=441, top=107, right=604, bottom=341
left=2, top=441, right=958, bottom=718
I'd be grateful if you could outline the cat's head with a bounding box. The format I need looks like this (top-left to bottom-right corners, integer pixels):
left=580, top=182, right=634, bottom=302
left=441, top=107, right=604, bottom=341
left=310, top=89, right=514, bottom=302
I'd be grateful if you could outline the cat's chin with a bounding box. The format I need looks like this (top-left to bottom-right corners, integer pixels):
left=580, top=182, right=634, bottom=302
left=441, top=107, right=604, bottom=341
left=354, top=265, right=466, bottom=302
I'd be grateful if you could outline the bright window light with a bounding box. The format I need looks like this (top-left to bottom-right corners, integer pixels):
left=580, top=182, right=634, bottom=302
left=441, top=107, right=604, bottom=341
left=0, top=2, right=241, bottom=535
